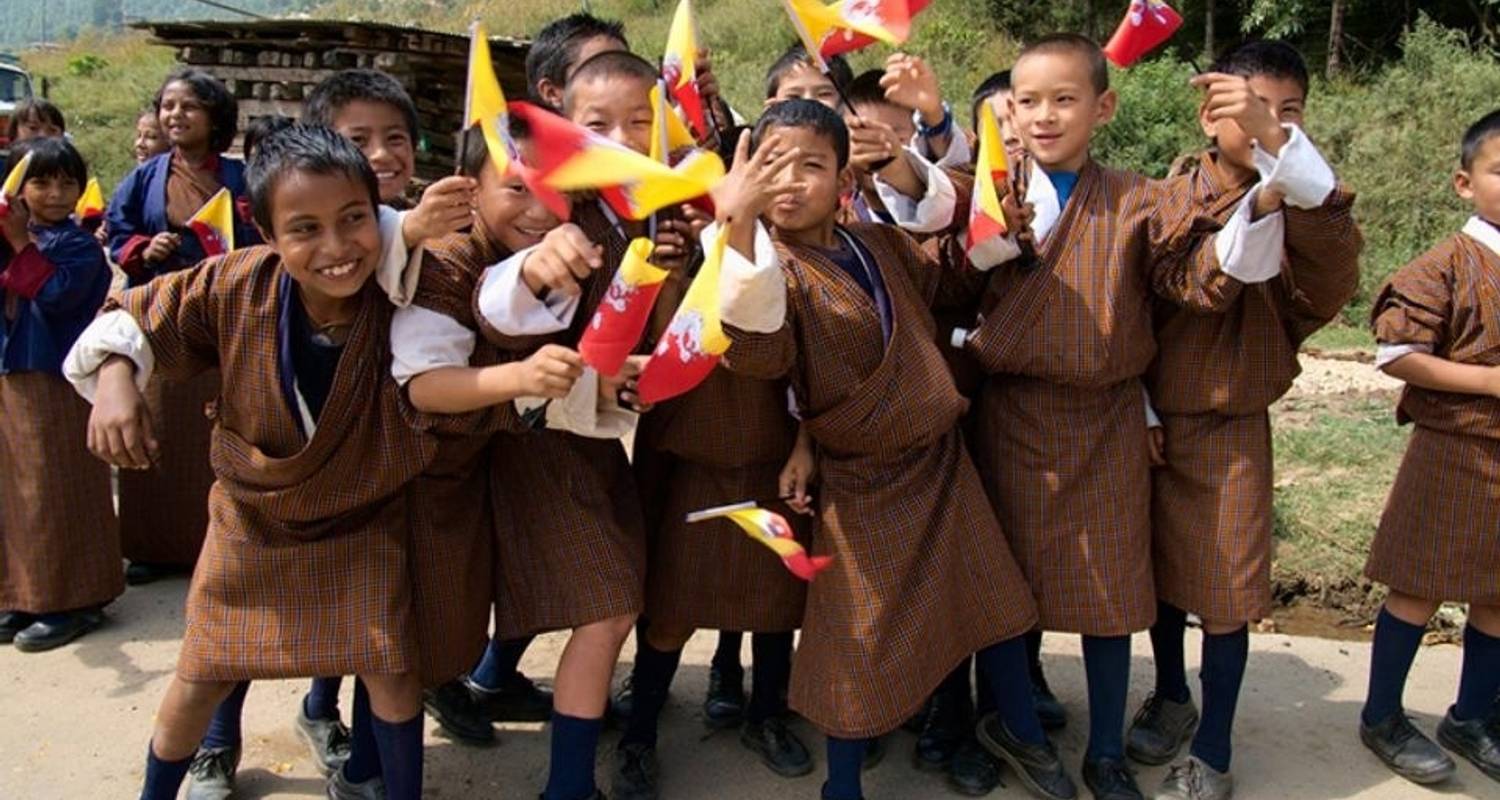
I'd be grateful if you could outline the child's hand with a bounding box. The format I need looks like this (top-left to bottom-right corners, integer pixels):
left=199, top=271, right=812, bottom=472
left=0, top=199, right=30, bottom=251
left=694, top=49, right=724, bottom=145
left=711, top=130, right=806, bottom=226
left=879, top=53, right=944, bottom=124
left=518, top=344, right=585, bottom=399
left=778, top=435, right=817, bottom=516
left=681, top=203, right=713, bottom=238
left=521, top=223, right=604, bottom=297
left=999, top=187, right=1034, bottom=240
left=847, top=117, right=903, bottom=173
left=652, top=217, right=699, bottom=272
left=607, top=354, right=654, bottom=413
left=143, top=232, right=181, bottom=264
left=87, top=355, right=158, bottom=470
left=1191, top=72, right=1287, bottom=155
left=404, top=176, right=477, bottom=246
left=1148, top=425, right=1167, bottom=467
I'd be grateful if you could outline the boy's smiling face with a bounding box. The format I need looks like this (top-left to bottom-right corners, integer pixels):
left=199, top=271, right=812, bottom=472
left=262, top=170, right=381, bottom=303
left=770, top=63, right=841, bottom=109
left=331, top=100, right=415, bottom=202
left=566, top=74, right=654, bottom=155
left=1458, top=135, right=1500, bottom=227
left=760, top=124, right=849, bottom=236
left=1009, top=50, right=1116, bottom=173
left=477, top=143, right=562, bottom=252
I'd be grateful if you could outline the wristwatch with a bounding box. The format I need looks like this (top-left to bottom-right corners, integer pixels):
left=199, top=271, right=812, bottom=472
left=915, top=102, right=953, bottom=139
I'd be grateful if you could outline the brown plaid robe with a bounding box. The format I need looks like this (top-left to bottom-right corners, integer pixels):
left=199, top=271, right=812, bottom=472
left=0, top=371, right=123, bottom=613
left=116, top=372, right=215, bottom=568
left=113, top=247, right=436, bottom=681
left=477, top=200, right=648, bottom=638
left=723, top=222, right=1038, bottom=739
left=965, top=158, right=1239, bottom=636
left=1150, top=153, right=1362, bottom=621
left=1367, top=232, right=1500, bottom=603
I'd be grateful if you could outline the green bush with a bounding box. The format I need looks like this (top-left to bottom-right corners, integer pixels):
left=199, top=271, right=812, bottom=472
left=1094, top=57, right=1205, bottom=177
left=66, top=54, right=109, bottom=78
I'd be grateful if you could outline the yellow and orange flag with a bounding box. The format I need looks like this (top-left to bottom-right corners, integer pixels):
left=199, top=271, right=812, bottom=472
left=662, top=0, right=708, bottom=139
left=635, top=223, right=730, bottom=403
left=75, top=177, right=105, bottom=222
left=966, top=102, right=1010, bottom=257
left=463, top=19, right=520, bottom=180
left=188, top=187, right=235, bottom=257
left=781, top=0, right=924, bottom=69
left=650, top=82, right=698, bottom=164
left=577, top=238, right=671, bottom=377
left=0, top=151, right=33, bottom=217
left=687, top=502, right=832, bottom=581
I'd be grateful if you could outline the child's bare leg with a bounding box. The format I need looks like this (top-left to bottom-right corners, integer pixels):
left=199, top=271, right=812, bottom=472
left=555, top=613, right=636, bottom=717
left=151, top=677, right=238, bottom=760
left=358, top=671, right=423, bottom=722
left=1383, top=590, right=1441, bottom=627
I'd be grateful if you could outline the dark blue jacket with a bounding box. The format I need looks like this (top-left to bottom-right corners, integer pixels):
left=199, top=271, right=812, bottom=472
left=0, top=221, right=112, bottom=376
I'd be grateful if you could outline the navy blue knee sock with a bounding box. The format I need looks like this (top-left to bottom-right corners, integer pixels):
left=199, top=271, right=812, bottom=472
left=1362, top=607, right=1427, bottom=727
left=371, top=712, right=423, bottom=800
left=976, top=637, right=1047, bottom=746
left=304, top=676, right=343, bottom=722
left=622, top=639, right=683, bottom=747
left=714, top=630, right=745, bottom=676
left=140, top=742, right=193, bottom=800
left=1150, top=602, right=1192, bottom=704
left=543, top=712, right=603, bottom=800
left=975, top=653, right=997, bottom=716
left=823, top=736, right=869, bottom=800
left=749, top=631, right=793, bottom=723
left=201, top=681, right=250, bottom=750
left=1082, top=635, right=1131, bottom=762
left=342, top=680, right=381, bottom=783
left=1456, top=624, right=1500, bottom=721
left=1190, top=626, right=1248, bottom=773
left=470, top=635, right=535, bottom=691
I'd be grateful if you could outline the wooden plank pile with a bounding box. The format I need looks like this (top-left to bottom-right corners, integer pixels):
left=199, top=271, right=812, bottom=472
left=133, top=19, right=530, bottom=181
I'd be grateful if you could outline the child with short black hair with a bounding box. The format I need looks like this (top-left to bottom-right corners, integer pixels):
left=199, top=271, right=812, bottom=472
left=1359, top=108, right=1500, bottom=789
left=6, top=97, right=66, bottom=143
left=526, top=12, right=630, bottom=110
left=764, top=43, right=853, bottom=108
left=0, top=136, right=119, bottom=653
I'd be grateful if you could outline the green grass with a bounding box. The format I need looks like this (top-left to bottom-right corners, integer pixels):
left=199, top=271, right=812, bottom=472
left=1302, top=323, right=1376, bottom=355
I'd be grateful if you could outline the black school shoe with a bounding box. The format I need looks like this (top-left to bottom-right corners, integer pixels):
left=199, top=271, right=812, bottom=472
left=185, top=745, right=239, bottom=800
left=864, top=735, right=887, bottom=770
left=1081, top=757, right=1144, bottom=800
left=915, top=692, right=972, bottom=772
left=1033, top=675, right=1068, bottom=732
left=948, top=736, right=1005, bottom=796
left=0, top=611, right=35, bottom=644
left=13, top=609, right=103, bottom=652
left=1359, top=712, right=1455, bottom=785
left=466, top=671, right=554, bottom=722
left=424, top=680, right=497, bottom=746
left=610, top=674, right=637, bottom=724
left=612, top=741, right=660, bottom=800
left=704, top=665, right=747, bottom=729
left=125, top=561, right=185, bottom=586
left=1436, top=706, right=1500, bottom=782
left=975, top=712, right=1077, bottom=800
left=741, top=717, right=814, bottom=777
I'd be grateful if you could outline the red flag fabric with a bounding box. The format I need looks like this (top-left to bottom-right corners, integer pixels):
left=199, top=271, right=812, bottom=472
left=577, top=238, right=670, bottom=377
left=1102, top=0, right=1184, bottom=68
left=819, top=0, right=930, bottom=59
left=635, top=224, right=731, bottom=403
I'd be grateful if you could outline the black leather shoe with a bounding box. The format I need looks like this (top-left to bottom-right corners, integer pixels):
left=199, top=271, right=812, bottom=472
left=125, top=561, right=184, bottom=586
left=13, top=610, right=103, bottom=652
left=1081, top=757, right=1144, bottom=800
left=467, top=671, right=553, bottom=723
left=863, top=735, right=887, bottom=771
left=704, top=665, right=746, bottom=729
left=424, top=680, right=496, bottom=746
left=186, top=745, right=240, bottom=800
left=948, top=736, right=1005, bottom=796
left=1437, top=707, right=1500, bottom=782
left=741, top=717, right=813, bottom=777
left=1360, top=712, right=1455, bottom=785
left=612, top=741, right=659, bottom=800
left=0, top=611, right=35, bottom=644
left=915, top=691, right=972, bottom=772
left=1125, top=693, right=1198, bottom=766
left=1033, top=674, right=1068, bottom=732
left=610, top=674, right=636, bottom=724
left=975, top=712, right=1077, bottom=800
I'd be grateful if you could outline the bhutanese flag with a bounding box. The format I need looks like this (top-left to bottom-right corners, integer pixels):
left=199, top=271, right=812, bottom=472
left=1103, top=0, right=1184, bottom=68
left=687, top=502, right=832, bottom=581
left=635, top=223, right=730, bottom=403
left=509, top=101, right=724, bottom=222
left=189, top=187, right=235, bottom=257
left=75, top=177, right=105, bottom=222
left=662, top=0, right=708, bottom=140
left=966, top=101, right=1009, bottom=257
left=651, top=81, right=698, bottom=164
left=781, top=0, right=917, bottom=69
left=0, top=151, right=33, bottom=218
left=577, top=237, right=670, bottom=377
left=464, top=20, right=520, bottom=180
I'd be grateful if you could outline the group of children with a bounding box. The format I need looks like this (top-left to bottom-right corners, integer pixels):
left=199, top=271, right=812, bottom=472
left=0, top=9, right=1497, bottom=800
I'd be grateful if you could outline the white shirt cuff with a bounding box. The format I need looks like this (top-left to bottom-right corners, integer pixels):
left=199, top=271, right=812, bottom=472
left=514, top=367, right=638, bottom=439
left=1216, top=187, right=1286, bottom=284
left=915, top=129, right=972, bottom=170
left=873, top=147, right=957, bottom=234
left=390, top=305, right=477, bottom=385
left=1143, top=386, right=1163, bottom=428
left=476, top=246, right=580, bottom=336
left=376, top=207, right=422, bottom=307
left=63, top=309, right=155, bottom=402
left=1375, top=342, right=1431, bottom=370
left=715, top=221, right=785, bottom=334
left=1251, top=124, right=1337, bottom=210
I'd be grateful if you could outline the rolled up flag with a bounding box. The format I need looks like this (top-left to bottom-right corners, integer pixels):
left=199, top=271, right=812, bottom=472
left=1102, top=0, right=1184, bottom=68
left=966, top=100, right=1009, bottom=263
left=662, top=0, right=708, bottom=140
left=0, top=151, right=34, bottom=218
left=75, top=177, right=106, bottom=222
left=464, top=19, right=519, bottom=178
left=687, top=502, right=832, bottom=581
left=577, top=237, right=670, bottom=377
left=635, top=223, right=729, bottom=403
left=189, top=187, right=235, bottom=257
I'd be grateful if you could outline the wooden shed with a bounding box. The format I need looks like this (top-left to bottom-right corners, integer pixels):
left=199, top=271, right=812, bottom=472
left=134, top=18, right=530, bottom=180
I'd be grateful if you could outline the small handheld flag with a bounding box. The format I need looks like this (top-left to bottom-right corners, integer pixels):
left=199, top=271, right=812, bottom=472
left=966, top=102, right=1009, bottom=257
left=635, top=224, right=730, bottom=403
left=687, top=501, right=832, bottom=581
left=780, top=0, right=920, bottom=70
left=577, top=238, right=671, bottom=377
left=188, top=187, right=235, bottom=257
left=662, top=0, right=708, bottom=140
left=0, top=151, right=34, bottom=218
left=75, top=177, right=106, bottom=222
left=1102, top=0, right=1184, bottom=68
left=464, top=20, right=520, bottom=179
left=651, top=82, right=698, bottom=165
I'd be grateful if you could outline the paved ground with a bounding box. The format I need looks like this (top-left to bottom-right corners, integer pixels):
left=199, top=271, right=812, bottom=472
left=2, top=579, right=1497, bottom=800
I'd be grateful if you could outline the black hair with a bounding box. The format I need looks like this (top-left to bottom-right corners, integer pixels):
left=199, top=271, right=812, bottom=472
left=303, top=69, right=421, bottom=141
left=1018, top=33, right=1109, bottom=94
left=460, top=115, right=533, bottom=178
left=764, top=42, right=853, bottom=100
left=1211, top=39, right=1310, bottom=98
left=241, top=115, right=296, bottom=162
left=246, top=123, right=380, bottom=234
left=844, top=69, right=893, bottom=112
left=5, top=136, right=88, bottom=188
left=753, top=98, right=849, bottom=170
left=562, top=49, right=658, bottom=113
left=1461, top=109, right=1500, bottom=171
left=6, top=97, right=67, bottom=140
left=525, top=13, right=630, bottom=106
left=970, top=69, right=1011, bottom=130
left=155, top=68, right=239, bottom=154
